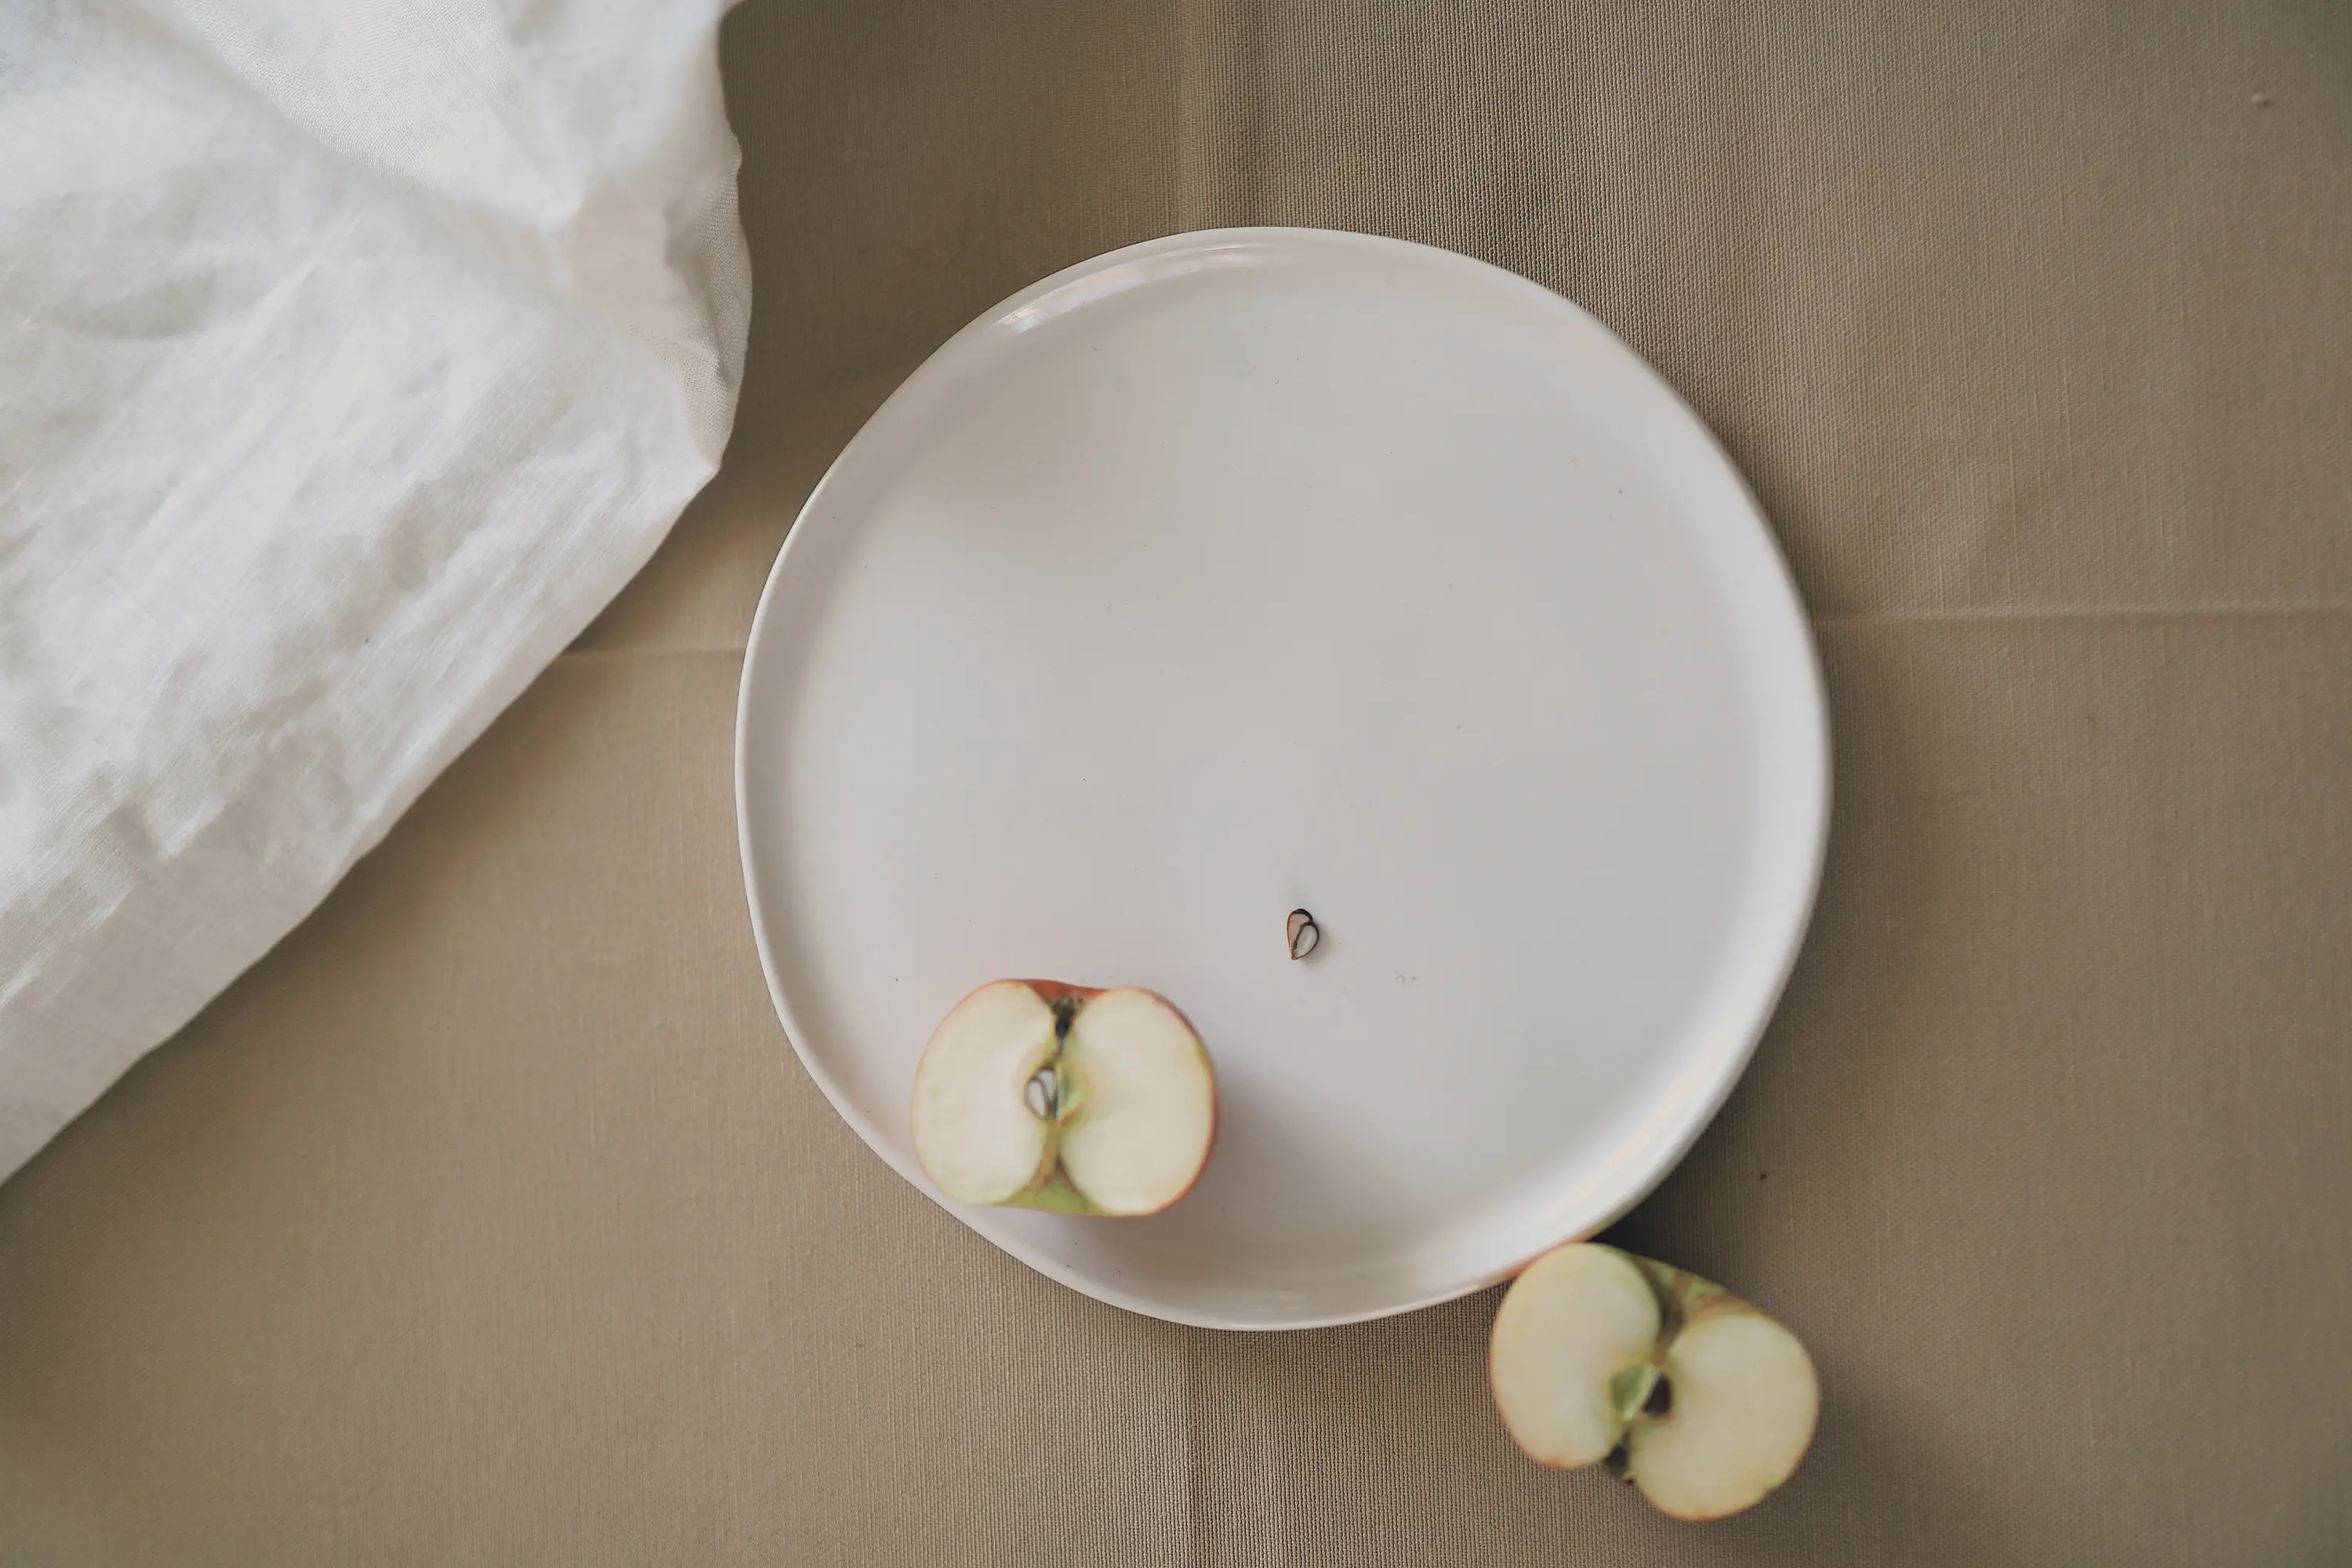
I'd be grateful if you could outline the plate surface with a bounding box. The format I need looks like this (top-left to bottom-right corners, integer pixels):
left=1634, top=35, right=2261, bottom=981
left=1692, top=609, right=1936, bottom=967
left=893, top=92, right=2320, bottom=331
left=736, top=230, right=1827, bottom=1330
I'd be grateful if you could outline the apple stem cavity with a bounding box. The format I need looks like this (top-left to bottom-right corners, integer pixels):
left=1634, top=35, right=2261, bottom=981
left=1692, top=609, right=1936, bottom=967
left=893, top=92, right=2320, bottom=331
left=1610, top=1362, right=1663, bottom=1426
left=1286, top=909, right=1320, bottom=960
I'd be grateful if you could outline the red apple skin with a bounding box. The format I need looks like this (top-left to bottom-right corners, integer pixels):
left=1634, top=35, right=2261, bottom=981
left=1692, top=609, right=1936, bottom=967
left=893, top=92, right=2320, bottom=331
left=1011, top=978, right=1103, bottom=1008
left=922, top=979, right=1219, bottom=1218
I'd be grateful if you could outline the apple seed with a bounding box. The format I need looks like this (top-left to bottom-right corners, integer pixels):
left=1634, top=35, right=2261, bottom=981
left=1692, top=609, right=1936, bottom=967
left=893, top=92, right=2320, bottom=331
left=1025, top=1065, right=1059, bottom=1119
left=1286, top=909, right=1320, bottom=960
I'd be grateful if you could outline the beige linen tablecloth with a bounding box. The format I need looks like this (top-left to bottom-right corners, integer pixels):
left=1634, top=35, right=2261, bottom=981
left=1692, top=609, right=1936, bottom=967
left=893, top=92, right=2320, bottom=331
left=3, top=2, right=2347, bottom=1562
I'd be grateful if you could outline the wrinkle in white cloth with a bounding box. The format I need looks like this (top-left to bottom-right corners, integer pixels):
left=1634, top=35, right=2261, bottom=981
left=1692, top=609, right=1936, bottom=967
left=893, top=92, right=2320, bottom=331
left=0, top=0, right=751, bottom=1179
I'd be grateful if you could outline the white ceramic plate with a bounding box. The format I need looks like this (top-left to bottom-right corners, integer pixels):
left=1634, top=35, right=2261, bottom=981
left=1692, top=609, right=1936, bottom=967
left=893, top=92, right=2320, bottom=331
left=736, top=229, right=1827, bottom=1330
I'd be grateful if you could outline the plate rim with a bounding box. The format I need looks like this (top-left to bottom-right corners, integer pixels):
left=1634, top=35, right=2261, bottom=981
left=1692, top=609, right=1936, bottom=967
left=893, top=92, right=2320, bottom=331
left=734, top=226, right=1831, bottom=1330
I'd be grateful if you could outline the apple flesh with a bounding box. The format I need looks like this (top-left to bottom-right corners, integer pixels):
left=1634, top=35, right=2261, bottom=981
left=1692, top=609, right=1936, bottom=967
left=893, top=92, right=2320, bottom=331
left=1490, top=1243, right=1817, bottom=1521
left=911, top=980, right=1217, bottom=1217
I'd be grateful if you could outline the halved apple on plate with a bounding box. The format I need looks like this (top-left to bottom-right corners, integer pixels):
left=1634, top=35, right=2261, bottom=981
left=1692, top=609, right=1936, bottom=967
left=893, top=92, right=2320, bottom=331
left=911, top=980, right=1217, bottom=1217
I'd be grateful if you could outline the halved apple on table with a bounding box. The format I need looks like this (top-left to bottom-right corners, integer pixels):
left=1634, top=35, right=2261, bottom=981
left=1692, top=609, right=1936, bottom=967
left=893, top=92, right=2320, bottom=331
left=911, top=980, right=1217, bottom=1216
left=1490, top=1242, right=1819, bottom=1520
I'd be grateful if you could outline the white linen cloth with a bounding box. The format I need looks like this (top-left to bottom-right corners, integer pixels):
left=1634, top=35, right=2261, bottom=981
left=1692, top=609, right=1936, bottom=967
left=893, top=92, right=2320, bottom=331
left=0, top=0, right=750, bottom=1180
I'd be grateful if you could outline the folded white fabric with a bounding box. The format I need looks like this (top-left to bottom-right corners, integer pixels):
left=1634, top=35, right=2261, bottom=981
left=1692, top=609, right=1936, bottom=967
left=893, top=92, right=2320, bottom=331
left=0, top=0, right=750, bottom=1180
